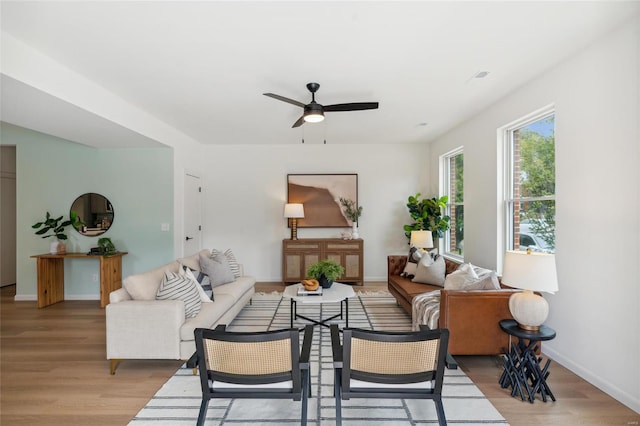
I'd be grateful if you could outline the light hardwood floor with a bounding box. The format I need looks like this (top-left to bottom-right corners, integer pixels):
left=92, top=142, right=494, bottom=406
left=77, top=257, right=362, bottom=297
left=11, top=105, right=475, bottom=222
left=1, top=284, right=638, bottom=425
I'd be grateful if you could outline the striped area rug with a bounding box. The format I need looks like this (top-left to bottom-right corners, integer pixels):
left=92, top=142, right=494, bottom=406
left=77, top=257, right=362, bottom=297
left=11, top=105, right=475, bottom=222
left=130, top=291, right=509, bottom=425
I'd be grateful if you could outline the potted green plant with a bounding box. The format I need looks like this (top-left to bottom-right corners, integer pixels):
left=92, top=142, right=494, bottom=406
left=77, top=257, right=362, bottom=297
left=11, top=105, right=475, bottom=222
left=98, top=237, right=117, bottom=254
left=32, top=211, right=83, bottom=254
left=306, top=259, right=345, bottom=289
left=403, top=193, right=451, bottom=241
left=339, top=197, right=363, bottom=239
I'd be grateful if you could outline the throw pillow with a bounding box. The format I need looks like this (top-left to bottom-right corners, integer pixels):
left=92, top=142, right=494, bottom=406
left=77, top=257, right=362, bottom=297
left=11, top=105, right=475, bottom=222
left=211, top=249, right=241, bottom=278
left=156, top=270, right=202, bottom=319
left=401, top=246, right=423, bottom=278
left=411, top=253, right=446, bottom=286
left=444, top=263, right=501, bottom=291
left=180, top=265, right=213, bottom=302
left=199, top=252, right=235, bottom=288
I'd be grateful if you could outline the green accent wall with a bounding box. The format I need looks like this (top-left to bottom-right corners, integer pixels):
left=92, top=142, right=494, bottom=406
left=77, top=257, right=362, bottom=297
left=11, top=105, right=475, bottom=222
left=1, top=122, right=174, bottom=299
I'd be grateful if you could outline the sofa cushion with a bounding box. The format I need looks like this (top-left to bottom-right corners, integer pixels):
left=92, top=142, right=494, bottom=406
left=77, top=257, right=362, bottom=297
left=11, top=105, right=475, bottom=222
left=199, top=252, right=235, bottom=287
left=214, top=276, right=256, bottom=300
left=212, top=248, right=241, bottom=278
left=177, top=249, right=209, bottom=271
left=123, top=261, right=180, bottom=301
left=412, top=253, right=446, bottom=286
left=156, top=271, right=202, bottom=319
left=179, top=293, right=236, bottom=341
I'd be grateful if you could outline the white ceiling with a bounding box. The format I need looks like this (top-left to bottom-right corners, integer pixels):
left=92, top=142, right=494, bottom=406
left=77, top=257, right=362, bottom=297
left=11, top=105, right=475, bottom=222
left=1, top=1, right=638, bottom=148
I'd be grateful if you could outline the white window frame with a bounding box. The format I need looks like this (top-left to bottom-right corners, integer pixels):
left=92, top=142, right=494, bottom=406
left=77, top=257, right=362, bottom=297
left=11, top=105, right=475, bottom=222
left=500, top=104, right=555, bottom=267
left=440, top=147, right=464, bottom=260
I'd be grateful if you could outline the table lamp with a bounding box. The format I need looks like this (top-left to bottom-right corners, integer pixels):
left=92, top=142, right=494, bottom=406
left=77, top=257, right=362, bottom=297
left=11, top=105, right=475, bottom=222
left=410, top=230, right=433, bottom=251
left=502, top=249, right=558, bottom=330
left=284, top=203, right=304, bottom=240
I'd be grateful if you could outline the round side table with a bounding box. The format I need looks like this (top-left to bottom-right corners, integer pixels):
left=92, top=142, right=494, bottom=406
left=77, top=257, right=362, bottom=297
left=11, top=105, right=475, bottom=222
left=499, top=319, right=556, bottom=403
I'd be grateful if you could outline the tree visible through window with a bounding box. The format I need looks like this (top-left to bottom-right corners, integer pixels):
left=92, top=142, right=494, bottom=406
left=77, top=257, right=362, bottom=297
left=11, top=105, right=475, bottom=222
left=443, top=149, right=464, bottom=257
left=506, top=113, right=555, bottom=253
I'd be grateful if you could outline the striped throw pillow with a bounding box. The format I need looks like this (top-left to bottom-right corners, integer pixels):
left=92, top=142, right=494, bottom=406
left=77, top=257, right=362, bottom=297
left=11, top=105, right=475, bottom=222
left=156, top=270, right=202, bottom=319
left=211, top=249, right=241, bottom=278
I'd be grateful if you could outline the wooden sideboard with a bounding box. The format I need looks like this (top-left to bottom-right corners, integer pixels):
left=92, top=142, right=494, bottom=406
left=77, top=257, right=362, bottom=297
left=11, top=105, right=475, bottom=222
left=30, top=252, right=128, bottom=308
left=282, top=239, right=363, bottom=286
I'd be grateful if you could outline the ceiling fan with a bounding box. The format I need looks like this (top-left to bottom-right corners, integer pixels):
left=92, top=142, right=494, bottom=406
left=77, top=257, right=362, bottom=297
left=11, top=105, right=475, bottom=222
left=263, top=82, right=379, bottom=128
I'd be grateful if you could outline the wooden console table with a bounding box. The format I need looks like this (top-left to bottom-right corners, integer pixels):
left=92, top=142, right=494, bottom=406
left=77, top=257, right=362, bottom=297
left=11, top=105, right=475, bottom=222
left=30, top=252, right=128, bottom=308
left=282, top=239, right=363, bottom=286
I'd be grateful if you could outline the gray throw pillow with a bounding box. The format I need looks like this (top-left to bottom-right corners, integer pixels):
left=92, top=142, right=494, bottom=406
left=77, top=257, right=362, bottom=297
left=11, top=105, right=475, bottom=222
left=199, top=252, right=235, bottom=288
left=411, top=254, right=446, bottom=286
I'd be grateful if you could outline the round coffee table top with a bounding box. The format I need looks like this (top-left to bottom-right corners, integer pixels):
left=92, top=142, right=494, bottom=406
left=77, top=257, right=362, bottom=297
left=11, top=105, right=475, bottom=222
left=283, top=282, right=356, bottom=304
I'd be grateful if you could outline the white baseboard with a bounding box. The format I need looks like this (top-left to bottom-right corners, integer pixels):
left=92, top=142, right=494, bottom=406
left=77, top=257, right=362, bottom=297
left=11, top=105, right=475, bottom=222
left=543, top=347, right=640, bottom=414
left=13, top=294, right=100, bottom=301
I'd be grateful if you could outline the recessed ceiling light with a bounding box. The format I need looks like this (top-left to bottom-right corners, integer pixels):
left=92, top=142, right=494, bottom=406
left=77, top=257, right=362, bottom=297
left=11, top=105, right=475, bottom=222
left=417, top=122, right=428, bottom=127
left=473, top=71, right=490, bottom=79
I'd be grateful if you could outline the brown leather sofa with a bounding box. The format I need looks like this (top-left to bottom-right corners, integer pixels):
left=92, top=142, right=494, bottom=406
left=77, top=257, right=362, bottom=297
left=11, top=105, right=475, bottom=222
left=388, top=255, right=519, bottom=355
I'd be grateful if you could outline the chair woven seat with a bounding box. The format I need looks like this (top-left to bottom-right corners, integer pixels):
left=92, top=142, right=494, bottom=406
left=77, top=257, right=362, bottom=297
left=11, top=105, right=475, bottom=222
left=194, top=324, right=313, bottom=426
left=331, top=324, right=449, bottom=426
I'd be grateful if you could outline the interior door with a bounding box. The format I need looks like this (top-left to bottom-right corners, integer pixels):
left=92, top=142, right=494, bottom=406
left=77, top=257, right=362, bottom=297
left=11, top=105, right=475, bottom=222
left=183, top=172, right=202, bottom=256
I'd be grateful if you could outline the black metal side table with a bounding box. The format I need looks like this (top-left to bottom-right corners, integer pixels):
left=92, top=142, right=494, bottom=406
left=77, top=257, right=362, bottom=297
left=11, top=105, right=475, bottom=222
left=499, top=319, right=556, bottom=403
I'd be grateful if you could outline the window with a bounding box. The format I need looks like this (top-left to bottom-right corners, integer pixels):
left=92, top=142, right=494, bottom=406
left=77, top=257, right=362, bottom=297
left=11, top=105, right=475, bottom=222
left=504, top=109, right=555, bottom=254
left=442, top=148, right=464, bottom=258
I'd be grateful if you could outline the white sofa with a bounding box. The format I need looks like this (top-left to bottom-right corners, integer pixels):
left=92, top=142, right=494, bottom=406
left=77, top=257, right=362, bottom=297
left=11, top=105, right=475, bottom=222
left=106, top=249, right=255, bottom=374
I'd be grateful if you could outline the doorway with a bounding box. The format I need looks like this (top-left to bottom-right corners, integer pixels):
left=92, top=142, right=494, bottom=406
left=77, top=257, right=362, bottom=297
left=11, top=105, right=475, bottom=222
left=1, top=146, right=17, bottom=287
left=183, top=172, right=202, bottom=256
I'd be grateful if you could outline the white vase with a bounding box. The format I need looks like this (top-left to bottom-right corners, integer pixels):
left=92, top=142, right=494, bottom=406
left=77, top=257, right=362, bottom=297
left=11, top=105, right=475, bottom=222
left=49, top=239, right=59, bottom=254
left=351, top=223, right=359, bottom=239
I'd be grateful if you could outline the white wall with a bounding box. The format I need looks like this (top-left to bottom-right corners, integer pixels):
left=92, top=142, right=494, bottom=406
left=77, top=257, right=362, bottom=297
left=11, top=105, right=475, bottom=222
left=200, top=142, right=430, bottom=282
left=428, top=17, right=640, bottom=412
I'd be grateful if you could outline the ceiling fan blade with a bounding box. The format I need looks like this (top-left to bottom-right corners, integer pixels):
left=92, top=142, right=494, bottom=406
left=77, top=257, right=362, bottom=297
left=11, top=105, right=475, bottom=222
left=263, top=93, right=305, bottom=108
left=324, top=102, right=379, bottom=112
left=292, top=115, right=306, bottom=128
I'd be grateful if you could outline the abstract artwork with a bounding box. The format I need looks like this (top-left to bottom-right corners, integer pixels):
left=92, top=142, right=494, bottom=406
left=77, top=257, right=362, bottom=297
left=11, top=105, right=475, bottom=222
left=287, top=174, right=358, bottom=227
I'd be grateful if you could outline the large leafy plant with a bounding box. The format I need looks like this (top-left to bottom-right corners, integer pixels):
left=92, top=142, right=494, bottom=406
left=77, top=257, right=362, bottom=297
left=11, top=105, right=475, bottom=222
left=403, top=193, right=451, bottom=239
left=32, top=211, right=83, bottom=241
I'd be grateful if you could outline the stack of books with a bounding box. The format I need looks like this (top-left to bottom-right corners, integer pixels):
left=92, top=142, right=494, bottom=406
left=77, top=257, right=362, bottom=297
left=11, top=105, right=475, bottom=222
left=297, top=285, right=323, bottom=296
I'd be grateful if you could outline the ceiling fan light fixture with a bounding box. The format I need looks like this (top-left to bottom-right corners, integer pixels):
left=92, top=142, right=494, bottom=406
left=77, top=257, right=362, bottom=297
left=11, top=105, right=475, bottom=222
left=304, top=111, right=325, bottom=123
left=303, top=103, right=325, bottom=123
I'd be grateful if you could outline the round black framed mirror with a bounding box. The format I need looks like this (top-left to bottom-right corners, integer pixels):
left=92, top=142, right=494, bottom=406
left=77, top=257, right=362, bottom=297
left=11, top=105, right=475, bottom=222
left=70, top=193, right=114, bottom=237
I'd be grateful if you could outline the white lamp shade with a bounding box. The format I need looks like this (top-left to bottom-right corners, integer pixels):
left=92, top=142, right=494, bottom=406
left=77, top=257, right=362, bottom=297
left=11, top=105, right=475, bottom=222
left=284, top=203, right=305, bottom=218
left=502, top=251, right=558, bottom=293
left=410, top=230, right=433, bottom=249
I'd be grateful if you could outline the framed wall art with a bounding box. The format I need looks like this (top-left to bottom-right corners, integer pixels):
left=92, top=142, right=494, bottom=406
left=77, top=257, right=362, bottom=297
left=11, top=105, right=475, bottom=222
left=287, top=174, right=358, bottom=228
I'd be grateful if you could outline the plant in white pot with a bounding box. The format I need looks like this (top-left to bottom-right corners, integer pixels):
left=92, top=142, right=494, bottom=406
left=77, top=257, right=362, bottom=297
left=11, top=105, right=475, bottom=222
left=339, top=197, right=363, bottom=239
left=32, top=211, right=83, bottom=254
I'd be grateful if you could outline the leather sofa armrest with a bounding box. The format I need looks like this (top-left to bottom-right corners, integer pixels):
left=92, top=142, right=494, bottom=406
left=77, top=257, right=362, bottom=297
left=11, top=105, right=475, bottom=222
left=439, top=289, right=519, bottom=355
left=387, top=255, right=408, bottom=278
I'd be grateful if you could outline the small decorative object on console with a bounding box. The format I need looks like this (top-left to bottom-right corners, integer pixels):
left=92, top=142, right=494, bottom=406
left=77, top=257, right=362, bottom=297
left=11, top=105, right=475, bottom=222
left=98, top=237, right=117, bottom=254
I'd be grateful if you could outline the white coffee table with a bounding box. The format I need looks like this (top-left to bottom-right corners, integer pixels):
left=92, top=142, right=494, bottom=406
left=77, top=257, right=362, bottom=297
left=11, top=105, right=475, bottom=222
left=283, top=282, right=356, bottom=329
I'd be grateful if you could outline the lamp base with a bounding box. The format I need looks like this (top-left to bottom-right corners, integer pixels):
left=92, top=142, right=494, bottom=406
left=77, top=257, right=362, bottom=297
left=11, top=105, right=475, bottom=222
left=291, top=218, right=298, bottom=240
left=508, top=290, right=549, bottom=331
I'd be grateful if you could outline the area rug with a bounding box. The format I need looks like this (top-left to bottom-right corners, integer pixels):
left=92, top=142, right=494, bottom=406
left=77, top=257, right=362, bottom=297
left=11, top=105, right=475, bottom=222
left=129, top=291, right=509, bottom=425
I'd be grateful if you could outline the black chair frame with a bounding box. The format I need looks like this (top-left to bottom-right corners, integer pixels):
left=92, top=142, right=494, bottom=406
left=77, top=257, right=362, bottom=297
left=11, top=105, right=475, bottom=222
left=194, top=324, right=313, bottom=426
left=331, top=324, right=449, bottom=426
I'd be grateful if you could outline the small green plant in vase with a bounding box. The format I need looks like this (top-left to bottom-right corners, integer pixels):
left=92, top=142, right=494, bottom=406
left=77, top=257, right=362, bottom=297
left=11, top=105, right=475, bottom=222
left=339, top=197, right=363, bottom=239
left=307, top=259, right=345, bottom=289
left=32, top=211, right=83, bottom=254
left=98, top=237, right=117, bottom=254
